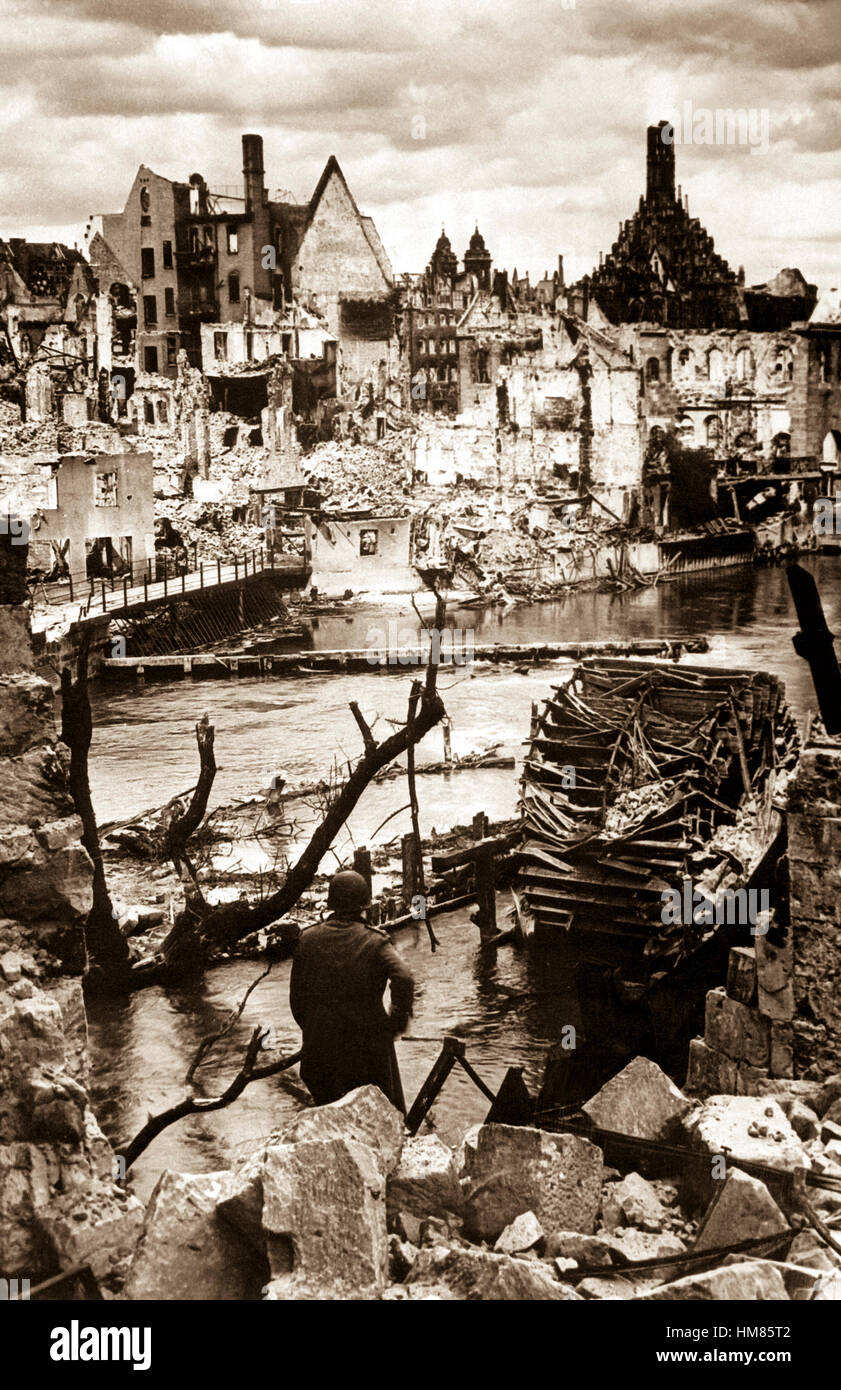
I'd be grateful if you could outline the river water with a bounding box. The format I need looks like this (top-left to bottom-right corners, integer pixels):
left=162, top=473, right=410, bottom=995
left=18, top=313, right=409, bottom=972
left=85, top=557, right=839, bottom=1197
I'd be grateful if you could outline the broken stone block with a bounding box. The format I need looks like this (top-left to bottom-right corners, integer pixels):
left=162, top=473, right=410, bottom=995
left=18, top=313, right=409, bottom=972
left=406, top=1245, right=571, bottom=1300
left=811, top=1270, right=841, bottom=1299
left=261, top=1137, right=387, bottom=1299
left=637, top=1261, right=789, bottom=1300
left=463, top=1123, right=603, bottom=1243
left=386, top=1134, right=462, bottom=1221
left=735, top=1060, right=768, bottom=1096
left=693, top=1168, right=789, bottom=1252
left=719, top=1253, right=820, bottom=1299
left=821, top=1118, right=841, bottom=1146
left=823, top=1097, right=841, bottom=1126
left=824, top=1139, right=841, bottom=1166
left=0, top=949, right=22, bottom=982
left=577, top=1274, right=637, bottom=1299
left=388, top=1232, right=417, bottom=1281
left=0, top=1141, right=55, bottom=1272
left=494, top=1210, right=544, bottom=1255
left=37, top=1187, right=145, bottom=1291
left=611, top=1172, right=666, bottom=1232
left=813, top=1074, right=841, bottom=1118
left=770, top=1021, right=794, bottom=1078
left=683, top=1095, right=810, bottom=1175
left=758, top=980, right=796, bottom=1022
left=787, top=1231, right=841, bottom=1273
left=784, top=1100, right=821, bottom=1142
left=582, top=1056, right=689, bottom=1140
left=726, top=946, right=756, bottom=1005
left=755, top=924, right=793, bottom=994
left=544, top=1230, right=614, bottom=1264
left=607, top=1228, right=686, bottom=1266
left=124, top=1170, right=266, bottom=1300
left=283, top=1086, right=405, bottom=1177
left=685, top=1037, right=737, bottom=1095
left=705, top=988, right=770, bottom=1067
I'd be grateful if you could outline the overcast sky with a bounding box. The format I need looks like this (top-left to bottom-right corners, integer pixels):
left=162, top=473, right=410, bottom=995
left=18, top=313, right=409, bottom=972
left=1, top=0, right=839, bottom=290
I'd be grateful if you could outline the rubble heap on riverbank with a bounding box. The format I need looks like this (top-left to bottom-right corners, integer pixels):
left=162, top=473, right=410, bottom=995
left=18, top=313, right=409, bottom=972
left=0, top=533, right=144, bottom=1295
left=123, top=1060, right=841, bottom=1301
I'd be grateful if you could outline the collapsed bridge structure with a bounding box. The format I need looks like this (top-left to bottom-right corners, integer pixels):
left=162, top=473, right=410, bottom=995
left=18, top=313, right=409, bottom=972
left=519, top=658, right=799, bottom=978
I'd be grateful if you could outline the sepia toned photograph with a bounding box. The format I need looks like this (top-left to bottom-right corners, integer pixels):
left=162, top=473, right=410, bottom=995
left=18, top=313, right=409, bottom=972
left=0, top=0, right=839, bottom=1356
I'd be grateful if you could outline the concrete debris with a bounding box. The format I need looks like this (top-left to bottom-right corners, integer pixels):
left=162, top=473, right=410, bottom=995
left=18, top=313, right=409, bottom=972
left=693, top=1169, right=789, bottom=1252
left=386, top=1134, right=463, bottom=1221
left=609, top=1172, right=667, bottom=1232
left=282, top=1084, right=405, bottom=1177
left=637, top=1261, right=789, bottom=1300
left=493, top=1209, right=545, bottom=1255
left=583, top=1055, right=691, bottom=1140
left=261, top=1137, right=388, bottom=1300
left=606, top=1228, right=686, bottom=1266
left=124, top=1170, right=265, bottom=1301
left=544, top=1230, right=615, bottom=1264
left=682, top=1095, right=810, bottom=1174
left=406, top=1245, right=575, bottom=1300
left=462, top=1122, right=603, bottom=1243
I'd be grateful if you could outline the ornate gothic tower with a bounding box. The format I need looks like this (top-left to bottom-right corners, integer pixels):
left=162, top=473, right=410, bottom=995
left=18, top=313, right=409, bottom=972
left=463, top=226, right=492, bottom=290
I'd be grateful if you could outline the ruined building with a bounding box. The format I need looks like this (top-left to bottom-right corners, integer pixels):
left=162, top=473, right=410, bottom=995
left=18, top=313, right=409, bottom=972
left=405, top=227, right=495, bottom=414
left=0, top=240, right=116, bottom=427
left=88, top=136, right=396, bottom=396
left=570, top=123, right=817, bottom=332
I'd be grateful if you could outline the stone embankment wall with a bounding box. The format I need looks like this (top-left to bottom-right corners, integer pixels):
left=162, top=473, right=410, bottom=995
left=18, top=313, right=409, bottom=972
left=687, top=733, right=841, bottom=1096
left=0, top=533, right=143, bottom=1294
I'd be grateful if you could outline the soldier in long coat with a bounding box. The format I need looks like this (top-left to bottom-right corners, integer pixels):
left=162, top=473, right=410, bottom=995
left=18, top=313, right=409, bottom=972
left=290, top=870, right=415, bottom=1113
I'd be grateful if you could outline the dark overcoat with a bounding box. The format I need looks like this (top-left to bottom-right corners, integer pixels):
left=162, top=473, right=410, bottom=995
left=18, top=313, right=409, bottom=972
left=289, top=914, right=415, bottom=1113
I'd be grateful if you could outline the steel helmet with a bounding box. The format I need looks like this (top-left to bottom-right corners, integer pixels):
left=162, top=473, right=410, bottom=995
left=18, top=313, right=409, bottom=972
left=327, top=869, right=373, bottom=915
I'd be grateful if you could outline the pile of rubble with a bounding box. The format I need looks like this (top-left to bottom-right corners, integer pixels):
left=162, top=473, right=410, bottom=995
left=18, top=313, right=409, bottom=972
left=120, top=1059, right=841, bottom=1301
left=301, top=433, right=414, bottom=514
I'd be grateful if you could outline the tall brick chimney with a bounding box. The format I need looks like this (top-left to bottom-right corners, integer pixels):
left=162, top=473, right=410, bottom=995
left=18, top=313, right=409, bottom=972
left=242, top=133, right=266, bottom=214
left=646, top=121, right=676, bottom=205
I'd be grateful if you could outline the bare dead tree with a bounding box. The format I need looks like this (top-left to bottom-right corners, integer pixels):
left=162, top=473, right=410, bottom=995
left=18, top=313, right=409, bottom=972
left=120, top=1025, right=302, bottom=1173
left=152, top=595, right=449, bottom=976
left=60, top=630, right=132, bottom=991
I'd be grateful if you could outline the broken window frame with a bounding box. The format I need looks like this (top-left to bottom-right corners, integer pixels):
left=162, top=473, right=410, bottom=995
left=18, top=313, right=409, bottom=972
left=94, top=471, right=118, bottom=507
left=359, top=528, right=379, bottom=557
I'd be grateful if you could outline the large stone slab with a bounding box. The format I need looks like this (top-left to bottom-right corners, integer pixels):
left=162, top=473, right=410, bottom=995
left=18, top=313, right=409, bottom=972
left=705, top=988, right=770, bottom=1067
left=583, top=1056, right=689, bottom=1140
left=463, top=1123, right=602, bottom=1243
left=407, top=1245, right=574, bottom=1300
left=683, top=1096, right=810, bottom=1174
left=261, top=1137, right=388, bottom=1299
left=693, top=1168, right=789, bottom=1252
left=636, top=1261, right=789, bottom=1300
left=386, top=1134, right=462, bottom=1220
left=124, top=1170, right=265, bottom=1300
left=283, top=1086, right=404, bottom=1176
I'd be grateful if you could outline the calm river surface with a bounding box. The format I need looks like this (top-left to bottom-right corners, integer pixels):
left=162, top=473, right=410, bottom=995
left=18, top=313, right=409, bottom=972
left=85, top=557, right=840, bottom=1196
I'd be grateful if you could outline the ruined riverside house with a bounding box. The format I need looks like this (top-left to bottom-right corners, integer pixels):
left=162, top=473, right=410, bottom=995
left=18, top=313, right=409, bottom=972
left=5, top=95, right=841, bottom=1314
